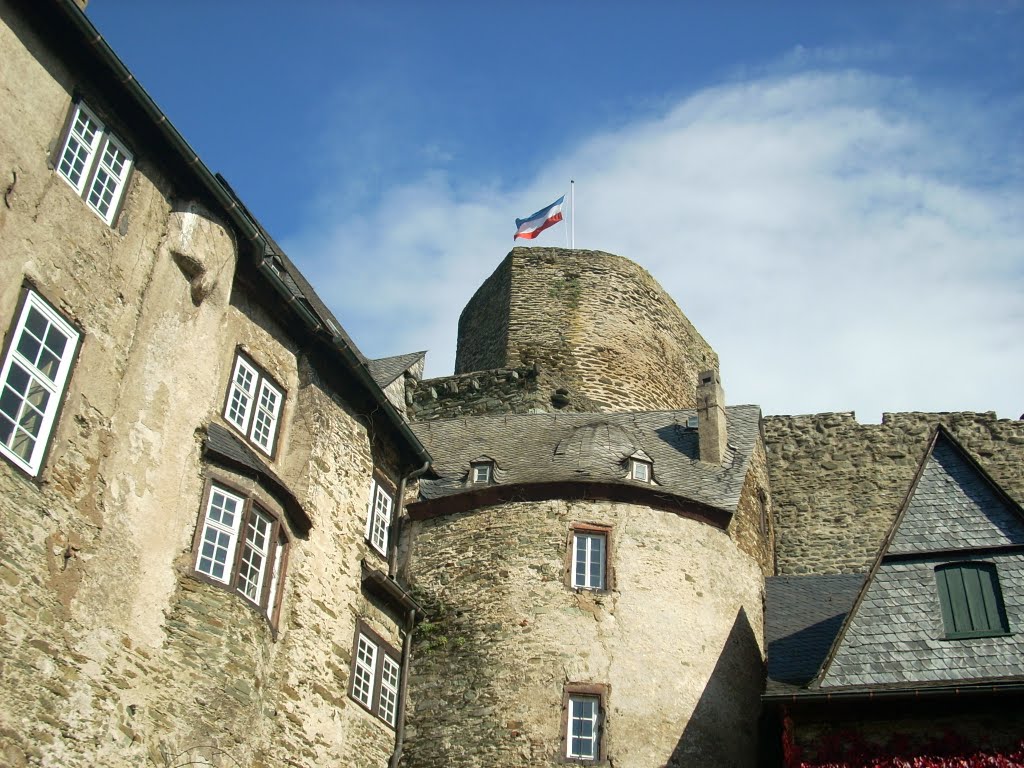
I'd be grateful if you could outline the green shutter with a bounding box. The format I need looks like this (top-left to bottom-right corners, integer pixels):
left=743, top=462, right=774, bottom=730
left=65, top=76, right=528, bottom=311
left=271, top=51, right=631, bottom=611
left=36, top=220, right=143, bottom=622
left=935, top=562, right=1009, bottom=638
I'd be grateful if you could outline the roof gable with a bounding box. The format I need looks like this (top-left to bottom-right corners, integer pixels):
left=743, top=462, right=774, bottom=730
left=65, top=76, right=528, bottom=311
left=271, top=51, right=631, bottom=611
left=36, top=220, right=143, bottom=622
left=815, top=427, right=1024, bottom=691
left=889, top=434, right=1024, bottom=554
left=367, top=351, right=426, bottom=389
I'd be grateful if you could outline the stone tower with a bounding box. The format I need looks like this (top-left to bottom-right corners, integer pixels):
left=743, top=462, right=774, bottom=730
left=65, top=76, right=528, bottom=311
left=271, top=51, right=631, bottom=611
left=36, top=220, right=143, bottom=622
left=455, top=247, right=719, bottom=412
left=401, top=248, right=772, bottom=767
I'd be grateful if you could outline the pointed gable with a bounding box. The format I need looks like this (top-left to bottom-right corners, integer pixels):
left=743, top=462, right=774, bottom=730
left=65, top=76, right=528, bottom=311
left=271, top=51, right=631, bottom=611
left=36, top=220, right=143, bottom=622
left=889, top=435, right=1024, bottom=554
left=816, top=427, right=1024, bottom=690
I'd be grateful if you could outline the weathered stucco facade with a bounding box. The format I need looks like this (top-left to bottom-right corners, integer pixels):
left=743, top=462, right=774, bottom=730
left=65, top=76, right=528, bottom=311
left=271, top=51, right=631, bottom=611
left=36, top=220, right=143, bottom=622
left=0, top=2, right=427, bottom=765
left=402, top=499, right=764, bottom=767
left=2, top=2, right=1022, bottom=768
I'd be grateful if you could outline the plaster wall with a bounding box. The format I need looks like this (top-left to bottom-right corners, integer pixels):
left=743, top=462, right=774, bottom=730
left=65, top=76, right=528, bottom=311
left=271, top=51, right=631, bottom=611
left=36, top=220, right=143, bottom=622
left=0, top=8, right=406, bottom=764
left=400, top=499, right=765, bottom=768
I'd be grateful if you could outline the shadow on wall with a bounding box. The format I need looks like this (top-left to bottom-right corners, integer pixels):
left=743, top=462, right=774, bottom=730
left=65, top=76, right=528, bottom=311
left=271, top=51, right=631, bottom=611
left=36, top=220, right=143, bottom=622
left=667, top=607, right=763, bottom=768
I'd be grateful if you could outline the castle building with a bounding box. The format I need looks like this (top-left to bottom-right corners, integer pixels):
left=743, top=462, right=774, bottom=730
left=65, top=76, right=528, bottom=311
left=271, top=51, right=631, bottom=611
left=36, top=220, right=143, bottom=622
left=1, top=2, right=1022, bottom=767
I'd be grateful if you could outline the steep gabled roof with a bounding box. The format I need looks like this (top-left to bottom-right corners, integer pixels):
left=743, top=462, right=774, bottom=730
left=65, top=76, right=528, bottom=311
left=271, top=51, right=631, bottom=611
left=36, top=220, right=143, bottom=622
left=367, top=351, right=426, bottom=389
left=810, top=427, right=1024, bottom=692
left=408, top=405, right=761, bottom=523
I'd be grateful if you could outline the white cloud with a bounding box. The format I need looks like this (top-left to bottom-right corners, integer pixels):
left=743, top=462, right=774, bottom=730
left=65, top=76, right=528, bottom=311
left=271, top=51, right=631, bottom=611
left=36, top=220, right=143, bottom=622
left=285, top=69, right=1024, bottom=422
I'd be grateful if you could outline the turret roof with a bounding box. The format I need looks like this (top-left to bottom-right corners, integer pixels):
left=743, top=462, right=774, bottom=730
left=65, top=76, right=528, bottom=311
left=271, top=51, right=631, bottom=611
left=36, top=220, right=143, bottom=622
left=408, top=405, right=761, bottom=521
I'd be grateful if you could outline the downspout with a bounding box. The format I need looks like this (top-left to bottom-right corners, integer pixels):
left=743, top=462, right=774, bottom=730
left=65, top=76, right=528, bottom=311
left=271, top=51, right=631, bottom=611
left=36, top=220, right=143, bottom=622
left=389, top=460, right=431, bottom=579
left=388, top=606, right=417, bottom=768
left=387, top=459, right=429, bottom=768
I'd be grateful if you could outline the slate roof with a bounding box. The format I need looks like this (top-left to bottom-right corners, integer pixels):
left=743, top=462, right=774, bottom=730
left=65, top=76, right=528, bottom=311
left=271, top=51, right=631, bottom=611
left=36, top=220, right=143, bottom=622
left=764, top=574, right=865, bottom=695
left=367, top=351, right=426, bottom=389
left=814, top=428, right=1024, bottom=691
left=203, top=423, right=311, bottom=533
left=411, top=405, right=761, bottom=516
left=889, top=437, right=1024, bottom=553
left=214, top=175, right=369, bottom=364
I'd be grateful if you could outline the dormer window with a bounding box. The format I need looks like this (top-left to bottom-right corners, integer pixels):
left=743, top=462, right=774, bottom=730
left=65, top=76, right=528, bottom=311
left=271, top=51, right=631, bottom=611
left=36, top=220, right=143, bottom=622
left=471, top=461, right=493, bottom=484
left=629, top=458, right=651, bottom=483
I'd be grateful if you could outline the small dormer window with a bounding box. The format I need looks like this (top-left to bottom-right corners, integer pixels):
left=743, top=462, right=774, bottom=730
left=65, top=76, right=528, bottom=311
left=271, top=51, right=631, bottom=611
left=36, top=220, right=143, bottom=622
left=629, top=458, right=651, bottom=482
left=471, top=462, right=493, bottom=484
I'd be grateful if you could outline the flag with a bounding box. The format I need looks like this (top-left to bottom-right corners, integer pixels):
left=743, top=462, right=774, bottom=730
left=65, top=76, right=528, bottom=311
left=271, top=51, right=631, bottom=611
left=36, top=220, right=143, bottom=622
left=514, top=196, right=565, bottom=240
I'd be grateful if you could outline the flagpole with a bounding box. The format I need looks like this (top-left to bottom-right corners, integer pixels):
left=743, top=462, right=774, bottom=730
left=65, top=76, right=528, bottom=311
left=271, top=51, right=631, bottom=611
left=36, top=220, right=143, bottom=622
left=570, top=179, right=575, bottom=250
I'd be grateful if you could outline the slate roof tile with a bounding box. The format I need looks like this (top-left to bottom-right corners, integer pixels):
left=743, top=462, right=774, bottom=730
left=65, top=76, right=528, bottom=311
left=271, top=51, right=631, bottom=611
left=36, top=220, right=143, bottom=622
left=367, top=351, right=426, bottom=389
left=411, top=405, right=761, bottom=514
left=765, top=573, right=865, bottom=687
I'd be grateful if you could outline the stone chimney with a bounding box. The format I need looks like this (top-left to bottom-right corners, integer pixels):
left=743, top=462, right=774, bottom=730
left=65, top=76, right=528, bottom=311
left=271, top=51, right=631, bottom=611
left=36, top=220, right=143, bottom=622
left=696, top=370, right=727, bottom=465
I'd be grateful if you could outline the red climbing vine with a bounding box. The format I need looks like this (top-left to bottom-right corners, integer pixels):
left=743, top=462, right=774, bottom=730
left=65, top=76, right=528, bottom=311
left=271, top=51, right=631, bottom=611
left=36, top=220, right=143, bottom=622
left=782, top=717, right=1024, bottom=768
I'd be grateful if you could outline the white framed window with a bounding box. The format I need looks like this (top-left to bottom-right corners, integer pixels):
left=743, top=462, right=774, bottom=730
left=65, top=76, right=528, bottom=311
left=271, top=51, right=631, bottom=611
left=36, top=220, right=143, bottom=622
left=378, top=654, right=401, bottom=725
left=561, top=685, right=607, bottom=762
left=192, top=481, right=289, bottom=623
left=471, top=461, right=492, bottom=484
left=0, top=289, right=81, bottom=476
left=56, top=102, right=133, bottom=225
left=629, top=458, right=651, bottom=482
left=351, top=633, right=377, bottom=709
left=365, top=477, right=394, bottom=557
left=349, top=622, right=402, bottom=728
left=223, top=352, right=284, bottom=457
left=572, top=531, right=607, bottom=591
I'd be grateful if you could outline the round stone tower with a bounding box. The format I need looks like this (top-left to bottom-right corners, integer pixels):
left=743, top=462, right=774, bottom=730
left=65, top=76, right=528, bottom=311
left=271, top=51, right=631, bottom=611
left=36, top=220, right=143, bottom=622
left=454, top=247, right=719, bottom=412
left=401, top=249, right=772, bottom=767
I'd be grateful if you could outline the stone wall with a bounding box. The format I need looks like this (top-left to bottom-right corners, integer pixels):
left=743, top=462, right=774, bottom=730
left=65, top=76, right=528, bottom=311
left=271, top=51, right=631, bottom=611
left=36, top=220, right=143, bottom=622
left=763, top=412, right=1024, bottom=575
left=453, top=248, right=719, bottom=413
left=0, top=7, right=409, bottom=764
left=407, top=364, right=610, bottom=422
left=729, top=434, right=776, bottom=576
left=408, top=366, right=545, bottom=421
left=400, top=498, right=765, bottom=767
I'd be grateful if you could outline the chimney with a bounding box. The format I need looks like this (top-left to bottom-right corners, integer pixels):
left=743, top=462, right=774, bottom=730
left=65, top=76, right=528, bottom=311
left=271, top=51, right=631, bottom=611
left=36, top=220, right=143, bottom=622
left=696, top=370, right=727, bottom=465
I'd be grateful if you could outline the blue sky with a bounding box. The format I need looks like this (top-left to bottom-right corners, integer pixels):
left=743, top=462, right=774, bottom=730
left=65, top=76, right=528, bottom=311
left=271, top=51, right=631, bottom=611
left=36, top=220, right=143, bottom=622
left=89, top=1, right=1023, bottom=421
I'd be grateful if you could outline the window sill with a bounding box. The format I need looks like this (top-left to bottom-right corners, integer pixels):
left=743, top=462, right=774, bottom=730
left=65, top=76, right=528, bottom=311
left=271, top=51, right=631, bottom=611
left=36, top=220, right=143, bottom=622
left=941, top=630, right=1012, bottom=640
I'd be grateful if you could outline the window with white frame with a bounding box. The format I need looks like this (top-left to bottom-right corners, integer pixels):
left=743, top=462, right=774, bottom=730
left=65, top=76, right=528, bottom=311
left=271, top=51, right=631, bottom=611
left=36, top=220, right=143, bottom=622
left=561, top=684, right=606, bottom=763
left=192, top=482, right=289, bottom=624
left=349, top=622, right=402, bottom=727
left=629, top=457, right=651, bottom=482
left=471, top=461, right=493, bottom=484
left=0, top=289, right=80, bottom=476
left=571, top=529, right=607, bottom=591
left=365, top=477, right=394, bottom=557
left=223, top=352, right=284, bottom=457
left=56, top=102, right=134, bottom=225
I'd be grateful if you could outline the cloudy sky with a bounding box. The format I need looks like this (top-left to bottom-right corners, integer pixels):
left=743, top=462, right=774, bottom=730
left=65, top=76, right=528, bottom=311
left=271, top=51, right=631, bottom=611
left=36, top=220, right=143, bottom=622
left=90, top=2, right=1023, bottom=421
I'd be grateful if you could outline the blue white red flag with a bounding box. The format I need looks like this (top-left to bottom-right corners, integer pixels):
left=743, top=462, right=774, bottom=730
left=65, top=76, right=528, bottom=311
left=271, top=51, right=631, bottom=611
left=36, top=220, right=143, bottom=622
left=514, top=196, right=565, bottom=240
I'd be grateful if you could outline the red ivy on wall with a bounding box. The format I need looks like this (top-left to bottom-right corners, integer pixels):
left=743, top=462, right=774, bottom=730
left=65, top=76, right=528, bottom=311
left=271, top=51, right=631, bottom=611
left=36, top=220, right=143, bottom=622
left=782, top=718, right=1024, bottom=768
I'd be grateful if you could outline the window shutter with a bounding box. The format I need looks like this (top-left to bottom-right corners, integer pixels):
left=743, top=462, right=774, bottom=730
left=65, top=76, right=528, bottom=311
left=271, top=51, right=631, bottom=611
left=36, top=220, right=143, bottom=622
left=364, top=479, right=376, bottom=540
left=978, top=567, right=1005, bottom=631
left=936, top=562, right=1008, bottom=637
